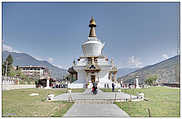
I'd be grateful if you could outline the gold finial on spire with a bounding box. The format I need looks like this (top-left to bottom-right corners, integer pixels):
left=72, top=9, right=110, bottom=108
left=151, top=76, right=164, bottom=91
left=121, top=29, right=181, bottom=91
left=89, top=16, right=96, bottom=37
left=89, top=16, right=96, bottom=27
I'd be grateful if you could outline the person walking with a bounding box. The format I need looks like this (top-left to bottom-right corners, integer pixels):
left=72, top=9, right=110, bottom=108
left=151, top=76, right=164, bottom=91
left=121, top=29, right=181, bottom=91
left=93, top=82, right=97, bottom=94
left=112, top=82, right=115, bottom=92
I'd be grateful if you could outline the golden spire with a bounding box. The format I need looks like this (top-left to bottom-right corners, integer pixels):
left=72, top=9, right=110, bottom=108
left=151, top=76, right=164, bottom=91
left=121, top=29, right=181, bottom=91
left=89, top=16, right=96, bottom=37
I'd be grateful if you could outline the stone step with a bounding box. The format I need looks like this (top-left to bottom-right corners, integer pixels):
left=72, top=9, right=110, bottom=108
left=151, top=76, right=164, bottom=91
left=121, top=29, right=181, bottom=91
left=83, top=89, right=103, bottom=94
left=75, top=99, right=114, bottom=104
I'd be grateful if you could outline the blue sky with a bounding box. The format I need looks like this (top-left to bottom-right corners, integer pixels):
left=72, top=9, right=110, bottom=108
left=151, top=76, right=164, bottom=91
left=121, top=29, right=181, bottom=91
left=2, top=2, right=179, bottom=69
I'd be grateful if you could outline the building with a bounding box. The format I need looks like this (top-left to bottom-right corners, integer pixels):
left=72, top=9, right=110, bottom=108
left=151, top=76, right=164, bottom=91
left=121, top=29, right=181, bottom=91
left=68, top=17, right=118, bottom=88
left=18, top=66, right=50, bottom=79
left=18, top=65, right=54, bottom=88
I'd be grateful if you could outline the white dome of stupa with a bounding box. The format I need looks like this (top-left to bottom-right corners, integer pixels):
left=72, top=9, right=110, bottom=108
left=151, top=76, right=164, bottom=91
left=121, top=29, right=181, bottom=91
left=82, top=17, right=104, bottom=57
left=82, top=37, right=104, bottom=57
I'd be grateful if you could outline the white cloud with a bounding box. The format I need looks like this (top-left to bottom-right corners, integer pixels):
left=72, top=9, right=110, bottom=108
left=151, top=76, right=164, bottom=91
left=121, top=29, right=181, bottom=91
left=3, top=44, right=21, bottom=53
left=50, top=63, right=65, bottom=69
left=34, top=56, right=44, bottom=61
left=128, top=56, right=143, bottom=68
left=54, top=64, right=63, bottom=69
left=48, top=57, right=54, bottom=63
left=3, top=44, right=13, bottom=52
left=162, top=54, right=169, bottom=60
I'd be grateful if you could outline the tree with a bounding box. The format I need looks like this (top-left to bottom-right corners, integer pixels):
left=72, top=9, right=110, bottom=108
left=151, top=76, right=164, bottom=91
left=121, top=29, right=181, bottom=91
left=2, top=61, right=6, bottom=76
left=4, top=54, right=14, bottom=76
left=145, top=75, right=158, bottom=86
left=8, top=69, right=17, bottom=77
left=2, top=60, right=11, bottom=76
left=6, top=54, right=13, bottom=65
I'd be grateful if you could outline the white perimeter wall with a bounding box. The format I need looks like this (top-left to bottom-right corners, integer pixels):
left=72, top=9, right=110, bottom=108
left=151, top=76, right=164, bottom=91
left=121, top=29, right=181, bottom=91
left=2, top=85, right=36, bottom=90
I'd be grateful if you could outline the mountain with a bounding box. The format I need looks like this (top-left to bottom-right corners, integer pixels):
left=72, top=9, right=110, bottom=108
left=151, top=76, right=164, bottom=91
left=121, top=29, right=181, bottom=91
left=2, top=51, right=68, bottom=79
left=118, top=55, right=180, bottom=84
left=117, top=68, right=138, bottom=78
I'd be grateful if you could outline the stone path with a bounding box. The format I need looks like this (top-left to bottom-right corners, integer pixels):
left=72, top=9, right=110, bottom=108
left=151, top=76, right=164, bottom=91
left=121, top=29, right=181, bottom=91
left=53, top=89, right=135, bottom=117
left=64, top=103, right=129, bottom=117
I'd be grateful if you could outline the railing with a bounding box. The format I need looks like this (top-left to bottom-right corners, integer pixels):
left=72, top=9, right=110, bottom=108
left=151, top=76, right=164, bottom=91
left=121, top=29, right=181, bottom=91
left=2, top=76, right=20, bottom=85
left=2, top=76, right=20, bottom=80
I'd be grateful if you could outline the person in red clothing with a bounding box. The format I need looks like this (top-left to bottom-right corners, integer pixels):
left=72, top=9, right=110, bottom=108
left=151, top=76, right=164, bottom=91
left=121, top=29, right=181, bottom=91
left=92, top=82, right=97, bottom=94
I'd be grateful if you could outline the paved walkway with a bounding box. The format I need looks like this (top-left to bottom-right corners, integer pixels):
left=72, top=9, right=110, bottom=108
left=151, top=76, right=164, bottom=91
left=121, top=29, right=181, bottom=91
left=64, top=103, right=129, bottom=117
left=53, top=89, right=133, bottom=117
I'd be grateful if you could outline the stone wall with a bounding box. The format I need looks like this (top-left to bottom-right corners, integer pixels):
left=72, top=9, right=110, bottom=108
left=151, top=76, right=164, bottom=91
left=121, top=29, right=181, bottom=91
left=2, top=84, right=36, bottom=90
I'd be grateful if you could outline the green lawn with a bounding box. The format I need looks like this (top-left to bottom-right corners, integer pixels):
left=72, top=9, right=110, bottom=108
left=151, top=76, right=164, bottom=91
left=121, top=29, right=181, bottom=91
left=101, top=87, right=180, bottom=117
left=2, top=88, right=85, bottom=117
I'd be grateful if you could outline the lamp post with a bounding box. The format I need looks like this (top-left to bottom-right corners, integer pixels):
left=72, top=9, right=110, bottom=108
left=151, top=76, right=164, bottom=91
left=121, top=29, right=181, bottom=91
left=120, top=80, right=123, bottom=89
left=135, top=75, right=140, bottom=89
left=45, top=69, right=51, bottom=89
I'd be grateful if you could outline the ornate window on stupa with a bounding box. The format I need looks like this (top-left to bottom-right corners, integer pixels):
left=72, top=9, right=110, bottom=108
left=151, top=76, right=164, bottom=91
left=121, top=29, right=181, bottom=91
left=88, top=58, right=92, bottom=64
left=94, top=58, right=98, bottom=63
left=90, top=65, right=96, bottom=69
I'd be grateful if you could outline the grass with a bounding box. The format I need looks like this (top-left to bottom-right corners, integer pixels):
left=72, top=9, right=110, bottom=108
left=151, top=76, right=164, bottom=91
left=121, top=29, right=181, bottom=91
left=2, top=88, right=85, bottom=117
left=101, top=87, right=180, bottom=117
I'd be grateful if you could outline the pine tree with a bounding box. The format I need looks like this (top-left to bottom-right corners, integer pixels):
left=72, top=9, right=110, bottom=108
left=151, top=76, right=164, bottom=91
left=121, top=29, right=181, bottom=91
left=2, top=61, right=6, bottom=76
left=6, top=54, right=13, bottom=65
left=5, top=54, right=14, bottom=76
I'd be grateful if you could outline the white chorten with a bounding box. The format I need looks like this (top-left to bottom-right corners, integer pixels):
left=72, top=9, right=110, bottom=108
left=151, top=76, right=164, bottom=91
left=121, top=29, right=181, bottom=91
left=135, top=76, right=140, bottom=89
left=68, top=17, right=117, bottom=88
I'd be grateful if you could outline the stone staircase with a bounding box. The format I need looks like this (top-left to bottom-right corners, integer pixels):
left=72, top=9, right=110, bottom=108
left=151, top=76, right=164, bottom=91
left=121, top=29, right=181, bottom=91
left=75, top=99, right=114, bottom=104
left=53, top=88, right=142, bottom=103
left=82, top=88, right=103, bottom=94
